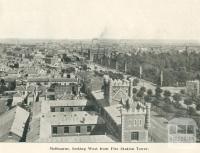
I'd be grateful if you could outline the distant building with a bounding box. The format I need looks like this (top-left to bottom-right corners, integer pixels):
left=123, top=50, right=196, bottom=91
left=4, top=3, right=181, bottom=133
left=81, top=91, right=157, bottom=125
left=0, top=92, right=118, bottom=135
left=186, top=80, right=200, bottom=96
left=0, top=106, right=29, bottom=142
left=168, top=118, right=197, bottom=143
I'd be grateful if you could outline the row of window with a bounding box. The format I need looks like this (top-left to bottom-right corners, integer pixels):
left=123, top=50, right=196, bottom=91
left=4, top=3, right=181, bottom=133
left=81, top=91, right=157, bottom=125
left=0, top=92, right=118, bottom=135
left=169, top=125, right=195, bottom=134
left=52, top=126, right=92, bottom=134
left=51, top=106, right=83, bottom=112
left=134, top=119, right=142, bottom=127
left=50, top=106, right=95, bottom=112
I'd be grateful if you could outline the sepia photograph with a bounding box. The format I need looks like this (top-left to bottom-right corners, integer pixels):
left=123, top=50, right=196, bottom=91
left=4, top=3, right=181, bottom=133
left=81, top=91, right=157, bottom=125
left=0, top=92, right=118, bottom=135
left=0, top=0, right=200, bottom=152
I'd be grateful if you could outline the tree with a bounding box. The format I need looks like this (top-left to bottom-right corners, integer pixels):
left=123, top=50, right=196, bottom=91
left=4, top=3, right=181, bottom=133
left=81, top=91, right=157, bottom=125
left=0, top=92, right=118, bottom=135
left=163, top=104, right=175, bottom=113
left=147, top=89, right=153, bottom=96
left=163, top=90, right=171, bottom=98
left=140, top=86, right=146, bottom=92
left=173, top=93, right=182, bottom=103
left=132, top=88, right=137, bottom=94
left=180, top=89, right=185, bottom=95
left=137, top=90, right=145, bottom=99
left=155, top=86, right=163, bottom=98
left=196, top=103, right=200, bottom=111
left=188, top=107, right=196, bottom=116
left=184, top=98, right=193, bottom=110
left=163, top=90, right=171, bottom=103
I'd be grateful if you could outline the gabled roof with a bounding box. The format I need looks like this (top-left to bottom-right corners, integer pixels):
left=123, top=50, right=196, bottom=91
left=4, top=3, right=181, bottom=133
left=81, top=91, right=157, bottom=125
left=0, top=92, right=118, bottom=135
left=0, top=106, right=29, bottom=139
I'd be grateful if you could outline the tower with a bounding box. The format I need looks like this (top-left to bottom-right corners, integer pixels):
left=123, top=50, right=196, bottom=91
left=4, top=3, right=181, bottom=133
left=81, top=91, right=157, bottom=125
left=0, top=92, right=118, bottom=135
left=121, top=101, right=151, bottom=142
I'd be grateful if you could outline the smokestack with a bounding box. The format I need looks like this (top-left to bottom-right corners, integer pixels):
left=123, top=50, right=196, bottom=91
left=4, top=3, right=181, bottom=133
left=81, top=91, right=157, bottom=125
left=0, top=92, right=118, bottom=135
left=124, top=62, right=127, bottom=73
left=160, top=71, right=163, bottom=87
left=145, top=103, right=151, bottom=129
left=139, top=66, right=142, bottom=79
left=129, top=78, right=133, bottom=98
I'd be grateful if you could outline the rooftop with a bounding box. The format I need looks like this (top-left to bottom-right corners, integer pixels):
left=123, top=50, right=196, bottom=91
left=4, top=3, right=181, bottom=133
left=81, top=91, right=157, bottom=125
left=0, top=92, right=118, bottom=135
left=104, top=104, right=122, bottom=125
left=27, top=77, right=77, bottom=83
left=169, top=118, right=197, bottom=126
left=38, top=134, right=116, bottom=143
left=45, top=99, right=92, bottom=107
left=42, top=111, right=105, bottom=126
left=0, top=106, right=29, bottom=139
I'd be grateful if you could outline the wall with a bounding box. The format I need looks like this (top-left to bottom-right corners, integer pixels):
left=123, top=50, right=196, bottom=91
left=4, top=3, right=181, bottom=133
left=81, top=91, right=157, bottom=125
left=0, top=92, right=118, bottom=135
left=51, top=124, right=105, bottom=136
left=121, top=114, right=148, bottom=142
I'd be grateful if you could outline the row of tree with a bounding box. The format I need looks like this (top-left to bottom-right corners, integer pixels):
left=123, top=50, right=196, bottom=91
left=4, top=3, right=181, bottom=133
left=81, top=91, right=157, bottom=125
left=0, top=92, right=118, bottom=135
left=95, top=50, right=200, bottom=86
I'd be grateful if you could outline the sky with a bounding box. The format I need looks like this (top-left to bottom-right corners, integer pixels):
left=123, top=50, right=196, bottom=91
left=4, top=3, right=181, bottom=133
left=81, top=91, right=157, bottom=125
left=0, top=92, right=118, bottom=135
left=0, top=0, right=200, bottom=40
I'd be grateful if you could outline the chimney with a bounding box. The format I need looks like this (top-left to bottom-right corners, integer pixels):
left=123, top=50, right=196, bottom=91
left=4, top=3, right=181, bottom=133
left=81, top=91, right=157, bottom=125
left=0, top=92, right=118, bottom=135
left=129, top=78, right=133, bottom=98
left=145, top=103, right=151, bottom=129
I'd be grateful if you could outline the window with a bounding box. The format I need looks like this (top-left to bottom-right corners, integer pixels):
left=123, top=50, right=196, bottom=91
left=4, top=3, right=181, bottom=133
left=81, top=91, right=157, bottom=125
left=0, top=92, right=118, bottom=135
left=131, top=132, right=139, bottom=141
left=177, top=125, right=187, bottom=134
left=139, top=119, right=142, bottom=127
left=87, top=126, right=92, bottom=132
left=52, top=127, right=57, bottom=134
left=134, top=119, right=137, bottom=126
left=51, top=107, right=55, bottom=112
left=60, top=107, right=64, bottom=112
left=70, top=107, right=74, bottom=112
left=187, top=125, right=194, bottom=134
left=64, top=127, right=69, bottom=133
left=76, top=126, right=80, bottom=133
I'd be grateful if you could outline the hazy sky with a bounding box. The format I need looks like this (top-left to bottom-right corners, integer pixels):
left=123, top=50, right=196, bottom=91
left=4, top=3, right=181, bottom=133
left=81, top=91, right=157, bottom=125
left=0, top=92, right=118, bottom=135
left=0, top=0, right=200, bottom=40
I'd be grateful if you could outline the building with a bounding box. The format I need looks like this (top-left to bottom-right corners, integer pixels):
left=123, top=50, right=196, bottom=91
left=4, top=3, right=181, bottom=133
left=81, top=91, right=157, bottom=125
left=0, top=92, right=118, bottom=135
left=186, top=80, right=200, bottom=96
left=26, top=98, right=109, bottom=142
left=91, top=76, right=151, bottom=142
left=168, top=118, right=197, bottom=143
left=0, top=106, right=30, bottom=142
